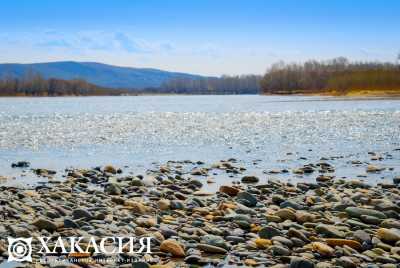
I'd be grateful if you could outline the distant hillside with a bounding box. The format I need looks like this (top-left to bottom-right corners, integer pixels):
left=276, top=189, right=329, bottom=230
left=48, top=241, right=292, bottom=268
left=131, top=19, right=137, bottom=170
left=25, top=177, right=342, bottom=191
left=0, top=61, right=203, bottom=89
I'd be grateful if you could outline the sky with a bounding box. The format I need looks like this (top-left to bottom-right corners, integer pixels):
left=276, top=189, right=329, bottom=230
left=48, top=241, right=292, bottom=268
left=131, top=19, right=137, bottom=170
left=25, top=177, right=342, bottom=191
left=0, top=0, right=399, bottom=76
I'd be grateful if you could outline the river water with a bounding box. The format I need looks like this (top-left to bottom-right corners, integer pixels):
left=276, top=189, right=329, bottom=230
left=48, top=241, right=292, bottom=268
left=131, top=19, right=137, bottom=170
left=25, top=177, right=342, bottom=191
left=0, top=95, right=399, bottom=188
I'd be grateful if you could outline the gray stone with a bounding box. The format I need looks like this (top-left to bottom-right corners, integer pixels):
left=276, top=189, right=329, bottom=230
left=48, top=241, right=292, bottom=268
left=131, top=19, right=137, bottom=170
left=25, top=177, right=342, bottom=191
left=72, top=208, right=93, bottom=220
left=201, top=235, right=229, bottom=250
left=241, top=176, right=259, bottom=183
left=33, top=218, right=58, bottom=232
left=197, top=243, right=227, bottom=254
left=63, top=218, right=79, bottom=228
left=290, top=257, right=315, bottom=268
left=345, top=207, right=387, bottom=219
left=259, top=226, right=282, bottom=239
left=315, top=224, right=345, bottom=238
left=104, top=183, right=122, bottom=195
left=236, top=191, right=257, bottom=207
left=270, top=245, right=290, bottom=256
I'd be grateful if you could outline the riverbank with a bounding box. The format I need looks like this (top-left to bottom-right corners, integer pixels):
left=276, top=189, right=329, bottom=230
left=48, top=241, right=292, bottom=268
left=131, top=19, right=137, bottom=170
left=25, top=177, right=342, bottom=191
left=1, top=158, right=400, bottom=267
left=262, top=90, right=400, bottom=98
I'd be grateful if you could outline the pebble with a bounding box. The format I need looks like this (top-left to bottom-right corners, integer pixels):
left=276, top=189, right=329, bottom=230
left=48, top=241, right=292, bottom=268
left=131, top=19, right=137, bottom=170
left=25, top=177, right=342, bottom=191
left=241, top=175, right=259, bottom=183
left=33, top=217, right=58, bottom=232
left=219, top=185, right=240, bottom=196
left=159, top=239, right=186, bottom=257
left=376, top=228, right=400, bottom=243
left=290, top=257, right=315, bottom=268
left=312, top=242, right=335, bottom=256
left=259, top=226, right=283, bottom=239
left=2, top=158, right=400, bottom=267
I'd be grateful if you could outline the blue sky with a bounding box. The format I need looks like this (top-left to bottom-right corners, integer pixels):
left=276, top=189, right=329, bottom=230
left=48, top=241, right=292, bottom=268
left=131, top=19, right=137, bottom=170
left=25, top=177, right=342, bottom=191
left=0, top=0, right=399, bottom=75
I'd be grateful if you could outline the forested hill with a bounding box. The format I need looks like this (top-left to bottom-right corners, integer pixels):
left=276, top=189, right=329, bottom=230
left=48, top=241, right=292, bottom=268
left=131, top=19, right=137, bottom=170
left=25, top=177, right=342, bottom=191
left=0, top=61, right=202, bottom=89
left=260, top=58, right=400, bottom=95
left=0, top=76, right=129, bottom=96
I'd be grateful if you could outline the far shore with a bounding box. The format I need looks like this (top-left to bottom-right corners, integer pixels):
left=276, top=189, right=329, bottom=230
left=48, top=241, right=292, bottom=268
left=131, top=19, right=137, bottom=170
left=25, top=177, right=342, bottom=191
left=0, top=90, right=400, bottom=98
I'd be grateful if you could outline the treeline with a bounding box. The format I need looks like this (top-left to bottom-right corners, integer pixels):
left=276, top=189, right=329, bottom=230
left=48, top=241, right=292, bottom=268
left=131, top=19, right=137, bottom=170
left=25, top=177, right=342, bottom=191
left=260, top=57, right=400, bottom=95
left=158, top=75, right=262, bottom=94
left=0, top=73, right=129, bottom=96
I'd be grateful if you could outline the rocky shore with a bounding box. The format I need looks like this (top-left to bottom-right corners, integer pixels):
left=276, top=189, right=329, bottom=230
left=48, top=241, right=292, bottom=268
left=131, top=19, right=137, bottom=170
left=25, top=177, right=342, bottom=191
left=1, top=159, right=400, bottom=268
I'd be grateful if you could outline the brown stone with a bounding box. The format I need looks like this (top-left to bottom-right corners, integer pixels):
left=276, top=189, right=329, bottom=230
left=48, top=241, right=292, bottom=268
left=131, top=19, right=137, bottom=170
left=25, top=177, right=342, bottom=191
left=219, top=185, right=240, bottom=196
left=160, top=239, right=185, bottom=257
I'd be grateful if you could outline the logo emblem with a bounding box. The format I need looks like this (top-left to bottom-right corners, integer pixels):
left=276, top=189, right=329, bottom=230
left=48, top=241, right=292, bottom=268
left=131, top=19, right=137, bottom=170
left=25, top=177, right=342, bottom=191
left=7, top=237, right=32, bottom=262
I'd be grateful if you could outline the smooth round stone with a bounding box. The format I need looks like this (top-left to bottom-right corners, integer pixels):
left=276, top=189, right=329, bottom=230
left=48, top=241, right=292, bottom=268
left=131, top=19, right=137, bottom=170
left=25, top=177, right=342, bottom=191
left=184, top=254, right=202, bottom=264
left=272, top=236, right=293, bottom=248
left=131, top=262, right=150, bottom=268
left=266, top=214, right=282, bottom=222
left=315, top=224, right=345, bottom=238
left=72, top=208, right=93, bottom=220
left=259, top=226, right=283, bottom=239
left=63, top=218, right=79, bottom=228
left=170, top=200, right=185, bottom=210
left=345, top=207, right=387, bottom=219
left=270, top=245, right=290, bottom=256
left=226, top=236, right=245, bottom=243
left=381, top=219, right=400, bottom=229
left=275, top=208, right=296, bottom=221
left=236, top=191, right=257, bottom=207
left=197, top=243, right=227, bottom=254
left=272, top=194, right=285, bottom=205
left=280, top=200, right=304, bottom=210
left=360, top=215, right=383, bottom=225
left=353, top=230, right=371, bottom=243
left=201, top=235, right=229, bottom=250
left=290, top=257, right=315, bottom=268
left=241, top=176, right=259, bottom=183
left=376, top=228, right=400, bottom=243
left=335, top=257, right=357, bottom=268
left=32, top=217, right=58, bottom=232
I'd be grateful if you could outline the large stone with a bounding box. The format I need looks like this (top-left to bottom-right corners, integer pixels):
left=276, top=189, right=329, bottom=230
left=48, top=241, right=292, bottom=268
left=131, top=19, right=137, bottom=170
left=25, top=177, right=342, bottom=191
left=157, top=199, right=171, bottom=210
left=11, top=161, right=30, bottom=168
left=315, top=224, right=345, bottom=238
left=124, top=201, right=152, bottom=214
left=241, top=176, right=259, bottom=183
left=311, top=242, right=334, bottom=256
left=160, top=239, right=185, bottom=257
left=290, top=257, right=315, bottom=268
left=366, top=165, right=384, bottom=173
left=345, top=207, right=387, bottom=219
left=270, top=245, right=290, bottom=256
left=201, top=235, right=229, bottom=250
left=72, top=208, right=93, bottom=220
left=33, top=218, right=58, bottom=232
left=324, top=239, right=362, bottom=250
left=259, top=226, right=282, bottom=239
left=380, top=219, right=400, bottom=229
left=254, top=238, right=272, bottom=249
left=295, top=211, right=316, bottom=223
left=63, top=218, right=79, bottom=229
left=197, top=243, right=227, bottom=254
left=236, top=191, right=257, bottom=207
left=352, top=230, right=371, bottom=244
left=104, top=183, right=122, bottom=195
left=103, top=165, right=117, bottom=174
left=335, top=256, right=357, bottom=268
left=275, top=208, right=296, bottom=221
left=219, top=185, right=240, bottom=196
left=376, top=228, right=400, bottom=243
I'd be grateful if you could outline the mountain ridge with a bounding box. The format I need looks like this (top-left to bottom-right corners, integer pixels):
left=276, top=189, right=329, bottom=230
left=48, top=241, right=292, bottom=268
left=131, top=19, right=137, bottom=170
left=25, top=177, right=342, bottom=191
left=0, top=61, right=204, bottom=89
